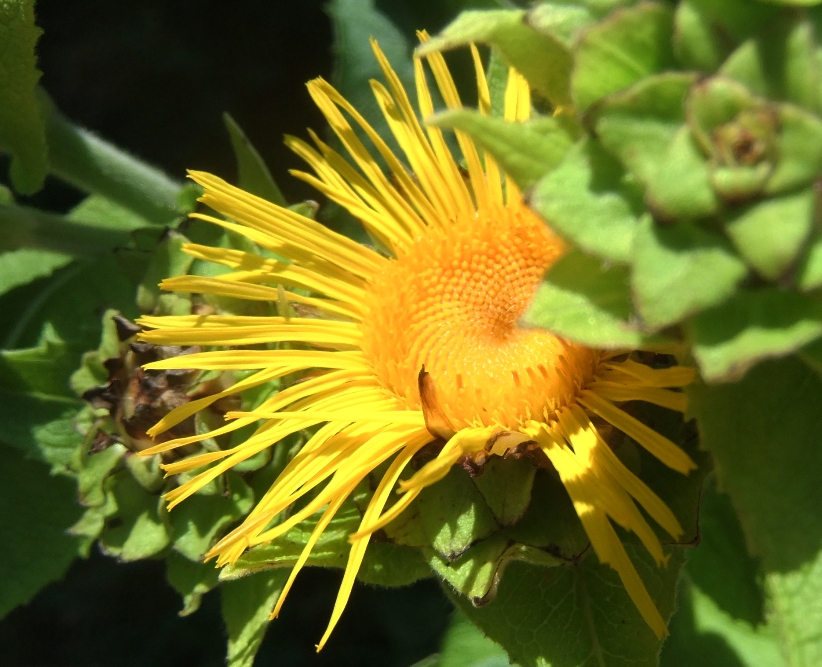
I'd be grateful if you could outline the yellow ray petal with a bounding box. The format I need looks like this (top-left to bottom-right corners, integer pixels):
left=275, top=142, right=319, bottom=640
left=589, top=382, right=687, bottom=413
left=270, top=487, right=353, bottom=620
left=316, top=430, right=431, bottom=650
left=579, top=390, right=697, bottom=474
left=190, top=171, right=380, bottom=276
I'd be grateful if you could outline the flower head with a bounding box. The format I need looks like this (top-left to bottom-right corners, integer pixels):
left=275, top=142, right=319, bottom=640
left=138, top=37, right=696, bottom=648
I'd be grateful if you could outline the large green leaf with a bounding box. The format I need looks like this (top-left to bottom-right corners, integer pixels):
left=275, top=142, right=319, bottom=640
left=725, top=188, right=815, bottom=280
left=0, top=444, right=83, bottom=619
left=526, top=3, right=596, bottom=49
left=661, top=577, right=784, bottom=667
left=416, top=10, right=573, bottom=108
left=437, top=612, right=513, bottom=667
left=0, top=250, right=72, bottom=299
left=222, top=569, right=288, bottom=667
left=632, top=218, right=748, bottom=329
left=673, top=0, right=777, bottom=72
left=595, top=73, right=720, bottom=219
left=0, top=0, right=47, bottom=194
left=525, top=249, right=665, bottom=349
left=683, top=477, right=764, bottom=625
left=721, top=13, right=821, bottom=113
left=689, top=357, right=822, bottom=665
left=428, top=110, right=575, bottom=190
left=572, top=3, right=676, bottom=111
left=766, top=103, right=822, bottom=195
left=453, top=547, right=685, bottom=667
left=529, top=139, right=642, bottom=264
left=595, top=72, right=695, bottom=185
left=688, top=288, right=822, bottom=381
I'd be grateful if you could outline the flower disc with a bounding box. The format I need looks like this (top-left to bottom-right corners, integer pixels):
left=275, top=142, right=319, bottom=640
left=362, top=204, right=599, bottom=430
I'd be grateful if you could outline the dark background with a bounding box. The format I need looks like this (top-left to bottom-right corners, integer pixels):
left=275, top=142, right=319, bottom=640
left=0, top=1, right=469, bottom=664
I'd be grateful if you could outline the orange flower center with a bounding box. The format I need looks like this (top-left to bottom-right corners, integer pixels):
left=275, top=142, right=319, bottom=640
left=361, top=204, right=601, bottom=429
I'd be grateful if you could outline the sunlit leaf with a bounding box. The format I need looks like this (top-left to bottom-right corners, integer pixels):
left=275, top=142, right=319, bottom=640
left=572, top=3, right=676, bottom=111
left=417, top=10, right=573, bottom=108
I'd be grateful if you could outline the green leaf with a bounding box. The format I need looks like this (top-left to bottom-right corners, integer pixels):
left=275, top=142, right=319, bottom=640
left=76, top=443, right=126, bottom=508
left=68, top=193, right=155, bottom=231
left=327, top=0, right=413, bottom=156
left=661, top=577, right=785, bottom=667
left=689, top=356, right=822, bottom=572
left=0, top=202, right=140, bottom=257
left=428, top=110, right=576, bottom=190
left=136, top=230, right=194, bottom=315
left=632, top=218, right=748, bottom=329
left=0, top=0, right=47, bottom=194
left=429, top=535, right=563, bottom=604
left=526, top=2, right=595, bottom=49
left=166, top=551, right=220, bottom=617
left=221, top=569, right=288, bottom=667
left=627, top=402, right=712, bottom=545
left=673, top=0, right=778, bottom=72
left=525, top=249, right=665, bottom=349
left=1, top=253, right=137, bottom=357
left=418, top=465, right=498, bottom=559
left=647, top=126, right=721, bottom=219
left=766, top=103, right=822, bottom=195
left=688, top=288, right=822, bottom=381
left=0, top=445, right=83, bottom=619
left=437, top=612, right=513, bottom=667
left=689, top=357, right=822, bottom=665
left=725, top=188, right=815, bottom=280
left=0, top=322, right=86, bottom=471
left=0, top=250, right=72, bottom=298
left=594, top=72, right=719, bottom=218
left=99, top=470, right=172, bottom=561
left=0, top=387, right=83, bottom=470
left=486, top=48, right=508, bottom=119
left=685, top=476, right=764, bottom=625
left=428, top=535, right=509, bottom=602
left=528, top=139, right=641, bottom=264
left=416, top=10, right=573, bottom=108
left=502, top=469, right=589, bottom=560
left=223, top=112, right=287, bottom=206
left=766, top=549, right=822, bottom=666
left=595, top=72, right=695, bottom=182
left=453, top=547, right=685, bottom=667
left=472, top=456, right=536, bottom=527
left=169, top=471, right=254, bottom=561
left=721, top=14, right=821, bottom=113
left=572, top=3, right=676, bottom=111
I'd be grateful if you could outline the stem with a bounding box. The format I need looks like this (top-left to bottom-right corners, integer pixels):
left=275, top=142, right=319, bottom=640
left=0, top=91, right=186, bottom=225
left=0, top=203, right=135, bottom=257
left=42, top=96, right=184, bottom=224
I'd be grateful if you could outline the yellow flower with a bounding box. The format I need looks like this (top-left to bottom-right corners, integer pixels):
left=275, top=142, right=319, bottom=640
left=138, top=37, right=696, bottom=648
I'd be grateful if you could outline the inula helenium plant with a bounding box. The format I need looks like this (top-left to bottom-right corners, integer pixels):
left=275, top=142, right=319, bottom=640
left=3, top=1, right=822, bottom=666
